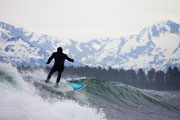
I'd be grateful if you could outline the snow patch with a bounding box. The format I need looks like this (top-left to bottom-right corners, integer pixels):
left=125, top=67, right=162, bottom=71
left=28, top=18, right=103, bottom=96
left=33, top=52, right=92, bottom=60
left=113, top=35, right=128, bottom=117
left=92, top=43, right=101, bottom=50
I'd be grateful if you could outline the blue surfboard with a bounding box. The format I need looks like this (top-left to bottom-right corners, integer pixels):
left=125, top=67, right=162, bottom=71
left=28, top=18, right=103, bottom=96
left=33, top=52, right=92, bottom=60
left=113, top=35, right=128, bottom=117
left=35, top=81, right=85, bottom=92
left=62, top=82, right=85, bottom=90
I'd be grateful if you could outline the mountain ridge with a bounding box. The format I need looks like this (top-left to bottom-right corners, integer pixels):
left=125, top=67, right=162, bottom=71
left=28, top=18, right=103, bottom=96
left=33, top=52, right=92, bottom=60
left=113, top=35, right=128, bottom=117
left=0, top=20, right=180, bottom=70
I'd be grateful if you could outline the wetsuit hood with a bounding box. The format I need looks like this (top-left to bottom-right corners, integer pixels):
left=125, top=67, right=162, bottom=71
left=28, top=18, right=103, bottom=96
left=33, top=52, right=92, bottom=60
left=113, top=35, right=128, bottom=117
left=57, top=47, right=63, bottom=53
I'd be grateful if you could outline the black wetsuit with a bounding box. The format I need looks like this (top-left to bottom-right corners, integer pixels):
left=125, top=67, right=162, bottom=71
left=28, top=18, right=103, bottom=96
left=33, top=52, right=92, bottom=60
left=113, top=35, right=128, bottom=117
left=46, top=51, right=74, bottom=83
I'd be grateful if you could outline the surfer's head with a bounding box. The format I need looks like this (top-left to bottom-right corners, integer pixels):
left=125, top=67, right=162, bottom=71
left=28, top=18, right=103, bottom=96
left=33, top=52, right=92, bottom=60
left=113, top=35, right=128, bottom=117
left=57, top=47, right=63, bottom=53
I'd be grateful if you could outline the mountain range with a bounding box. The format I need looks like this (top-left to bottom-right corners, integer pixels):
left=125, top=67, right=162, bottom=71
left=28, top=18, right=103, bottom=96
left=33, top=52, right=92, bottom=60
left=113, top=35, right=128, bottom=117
left=0, top=20, right=180, bottom=70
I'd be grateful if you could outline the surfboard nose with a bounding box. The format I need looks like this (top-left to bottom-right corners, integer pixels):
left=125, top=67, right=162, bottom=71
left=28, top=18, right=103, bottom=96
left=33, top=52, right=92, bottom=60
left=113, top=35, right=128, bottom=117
left=62, top=83, right=85, bottom=90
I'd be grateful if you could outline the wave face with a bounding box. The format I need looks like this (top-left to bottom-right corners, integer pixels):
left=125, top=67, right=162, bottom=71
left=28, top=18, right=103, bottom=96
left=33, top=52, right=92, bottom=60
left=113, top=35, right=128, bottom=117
left=83, top=80, right=180, bottom=120
left=0, top=63, right=180, bottom=120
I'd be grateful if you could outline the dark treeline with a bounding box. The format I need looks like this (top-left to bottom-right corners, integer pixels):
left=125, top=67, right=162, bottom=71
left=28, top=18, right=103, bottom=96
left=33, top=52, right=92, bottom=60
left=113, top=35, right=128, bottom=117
left=63, top=66, right=180, bottom=91
left=18, top=65, right=180, bottom=91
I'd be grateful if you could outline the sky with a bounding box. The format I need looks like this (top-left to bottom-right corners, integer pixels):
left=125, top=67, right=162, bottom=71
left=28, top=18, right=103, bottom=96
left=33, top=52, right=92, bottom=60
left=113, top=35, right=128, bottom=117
left=0, top=0, right=180, bottom=42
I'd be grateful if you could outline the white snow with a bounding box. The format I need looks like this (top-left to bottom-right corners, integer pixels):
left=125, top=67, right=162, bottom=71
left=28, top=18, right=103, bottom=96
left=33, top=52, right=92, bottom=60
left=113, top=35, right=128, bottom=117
left=0, top=27, right=9, bottom=34
left=92, top=43, right=101, bottom=50
left=0, top=38, right=43, bottom=59
left=152, top=33, right=180, bottom=59
left=63, top=48, right=69, bottom=54
left=76, top=44, right=82, bottom=52
left=81, top=57, right=86, bottom=62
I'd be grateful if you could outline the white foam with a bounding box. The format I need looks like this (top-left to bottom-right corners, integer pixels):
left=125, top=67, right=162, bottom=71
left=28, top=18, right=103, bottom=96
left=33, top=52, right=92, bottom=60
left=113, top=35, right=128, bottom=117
left=0, top=63, right=106, bottom=120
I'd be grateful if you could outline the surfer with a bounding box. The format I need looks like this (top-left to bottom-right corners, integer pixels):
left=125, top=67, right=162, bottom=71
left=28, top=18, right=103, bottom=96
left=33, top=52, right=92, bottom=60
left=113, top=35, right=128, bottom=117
left=45, top=47, right=74, bottom=87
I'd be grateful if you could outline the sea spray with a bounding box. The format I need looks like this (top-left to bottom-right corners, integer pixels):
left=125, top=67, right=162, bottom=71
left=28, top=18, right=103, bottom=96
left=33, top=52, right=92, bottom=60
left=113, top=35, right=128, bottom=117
left=0, top=63, right=106, bottom=120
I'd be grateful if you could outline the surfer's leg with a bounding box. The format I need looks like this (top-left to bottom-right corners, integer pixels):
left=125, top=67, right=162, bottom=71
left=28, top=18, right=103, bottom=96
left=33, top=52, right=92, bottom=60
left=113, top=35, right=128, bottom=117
left=46, top=68, right=56, bottom=83
left=56, top=72, right=62, bottom=84
left=56, top=68, right=64, bottom=84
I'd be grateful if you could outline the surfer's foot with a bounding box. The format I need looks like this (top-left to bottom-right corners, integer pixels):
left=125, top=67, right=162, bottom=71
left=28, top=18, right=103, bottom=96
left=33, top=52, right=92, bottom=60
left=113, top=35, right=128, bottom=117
left=55, top=83, right=59, bottom=88
left=45, top=80, right=49, bottom=83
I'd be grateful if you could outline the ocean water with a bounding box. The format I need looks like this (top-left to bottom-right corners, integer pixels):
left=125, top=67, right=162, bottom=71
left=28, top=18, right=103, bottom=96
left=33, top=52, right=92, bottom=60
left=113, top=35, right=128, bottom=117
left=0, top=63, right=179, bottom=120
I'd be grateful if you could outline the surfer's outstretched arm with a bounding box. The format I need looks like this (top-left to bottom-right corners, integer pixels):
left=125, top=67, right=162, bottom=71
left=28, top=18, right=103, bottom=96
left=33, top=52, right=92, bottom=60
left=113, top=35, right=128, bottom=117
left=46, top=53, right=55, bottom=64
left=65, top=55, right=74, bottom=62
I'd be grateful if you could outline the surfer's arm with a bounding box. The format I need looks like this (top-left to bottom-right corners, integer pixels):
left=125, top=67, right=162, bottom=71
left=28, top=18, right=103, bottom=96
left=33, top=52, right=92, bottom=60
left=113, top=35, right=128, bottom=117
left=65, top=55, right=74, bottom=62
left=46, top=53, right=55, bottom=64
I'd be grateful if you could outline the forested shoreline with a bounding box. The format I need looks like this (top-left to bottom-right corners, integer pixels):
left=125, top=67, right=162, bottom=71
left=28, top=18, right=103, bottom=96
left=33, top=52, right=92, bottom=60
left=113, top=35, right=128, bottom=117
left=18, top=65, right=180, bottom=91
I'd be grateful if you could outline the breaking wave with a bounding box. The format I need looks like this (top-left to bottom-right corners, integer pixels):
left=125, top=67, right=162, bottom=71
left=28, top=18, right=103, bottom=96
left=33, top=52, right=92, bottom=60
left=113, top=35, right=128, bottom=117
left=0, top=63, right=179, bottom=120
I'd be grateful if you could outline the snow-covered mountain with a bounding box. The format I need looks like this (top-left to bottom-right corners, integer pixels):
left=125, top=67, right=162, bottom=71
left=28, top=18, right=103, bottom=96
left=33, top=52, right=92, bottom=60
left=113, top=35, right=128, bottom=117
left=0, top=20, right=180, bottom=70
